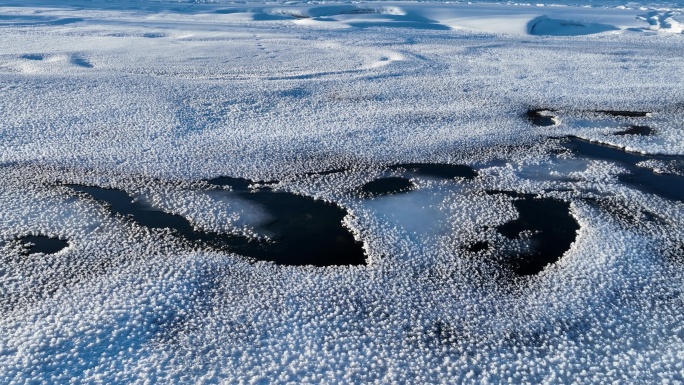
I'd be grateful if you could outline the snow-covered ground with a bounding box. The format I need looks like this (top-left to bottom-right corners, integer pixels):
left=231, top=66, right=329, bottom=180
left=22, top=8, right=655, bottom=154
left=1, top=0, right=683, bottom=383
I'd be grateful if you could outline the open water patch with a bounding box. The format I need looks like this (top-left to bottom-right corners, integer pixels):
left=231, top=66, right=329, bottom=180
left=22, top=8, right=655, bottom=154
left=67, top=184, right=200, bottom=235
left=17, top=235, right=69, bottom=255
left=488, top=191, right=579, bottom=276
left=594, top=110, right=650, bottom=118
left=206, top=176, right=258, bottom=191
left=528, top=108, right=652, bottom=129
left=388, top=163, right=477, bottom=180
left=66, top=182, right=365, bottom=267
left=304, top=168, right=347, bottom=177
left=207, top=177, right=365, bottom=266
left=360, top=177, right=414, bottom=197
left=466, top=241, right=490, bottom=253
left=526, top=108, right=557, bottom=127
left=614, top=125, right=653, bottom=136
left=563, top=137, right=684, bottom=202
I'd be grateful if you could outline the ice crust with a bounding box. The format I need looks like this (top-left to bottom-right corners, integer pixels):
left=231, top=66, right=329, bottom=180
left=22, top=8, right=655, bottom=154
left=1, top=1, right=684, bottom=383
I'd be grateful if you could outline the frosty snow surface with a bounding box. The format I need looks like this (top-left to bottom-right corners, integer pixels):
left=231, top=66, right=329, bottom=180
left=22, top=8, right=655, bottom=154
left=1, top=0, right=684, bottom=383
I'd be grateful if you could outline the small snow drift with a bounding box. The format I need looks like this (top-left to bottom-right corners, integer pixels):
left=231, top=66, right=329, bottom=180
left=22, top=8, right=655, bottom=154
left=637, top=11, right=684, bottom=34
left=70, top=56, right=93, bottom=68
left=306, top=5, right=406, bottom=18
left=0, top=16, right=83, bottom=26
left=20, top=54, right=44, bottom=61
left=302, top=5, right=450, bottom=30
left=528, top=16, right=619, bottom=36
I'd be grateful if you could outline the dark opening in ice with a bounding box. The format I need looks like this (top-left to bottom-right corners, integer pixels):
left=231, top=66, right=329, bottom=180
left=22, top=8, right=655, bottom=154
left=303, top=168, right=347, bottom=176
left=360, top=177, right=414, bottom=197
left=467, top=241, right=490, bottom=253
left=18, top=235, right=68, bottom=255
left=66, top=182, right=366, bottom=267
left=207, top=177, right=265, bottom=190
left=614, top=125, right=652, bottom=136
left=595, top=110, right=649, bottom=118
left=563, top=137, right=684, bottom=202
left=526, top=108, right=557, bottom=127
left=489, top=191, right=580, bottom=276
left=389, top=163, right=477, bottom=179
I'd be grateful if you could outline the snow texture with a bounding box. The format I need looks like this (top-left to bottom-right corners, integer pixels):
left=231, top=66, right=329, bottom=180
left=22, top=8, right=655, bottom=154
left=1, top=0, right=684, bottom=383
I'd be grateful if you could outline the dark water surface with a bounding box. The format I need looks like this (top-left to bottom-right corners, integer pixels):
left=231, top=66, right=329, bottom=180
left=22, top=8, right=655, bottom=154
left=489, top=191, right=580, bottom=276
left=595, top=110, right=649, bottom=118
left=389, top=163, right=477, bottom=179
left=563, top=137, right=684, bottom=202
left=18, top=235, right=69, bottom=255
left=466, top=241, right=490, bottom=253
left=361, top=177, right=414, bottom=197
left=614, top=125, right=652, bottom=136
left=67, top=182, right=365, bottom=266
left=527, top=108, right=651, bottom=128
left=526, top=109, right=557, bottom=127
left=61, top=136, right=682, bottom=273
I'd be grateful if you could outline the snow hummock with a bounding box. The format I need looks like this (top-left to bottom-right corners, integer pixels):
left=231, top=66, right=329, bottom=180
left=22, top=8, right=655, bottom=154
left=638, top=10, right=684, bottom=32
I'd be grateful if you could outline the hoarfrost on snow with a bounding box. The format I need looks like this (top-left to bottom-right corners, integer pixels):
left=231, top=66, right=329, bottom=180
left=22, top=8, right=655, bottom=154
left=1, top=0, right=684, bottom=383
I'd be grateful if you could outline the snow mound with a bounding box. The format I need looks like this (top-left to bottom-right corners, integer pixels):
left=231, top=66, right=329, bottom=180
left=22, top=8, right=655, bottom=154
left=528, top=16, right=620, bottom=35
left=305, top=5, right=407, bottom=18
left=637, top=11, right=684, bottom=33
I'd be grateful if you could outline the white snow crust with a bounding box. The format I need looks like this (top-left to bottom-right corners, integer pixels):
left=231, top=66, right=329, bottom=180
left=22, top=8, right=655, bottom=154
left=1, top=0, right=684, bottom=383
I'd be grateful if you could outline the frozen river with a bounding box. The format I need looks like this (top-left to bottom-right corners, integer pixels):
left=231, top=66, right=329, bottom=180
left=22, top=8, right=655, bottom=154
left=1, top=0, right=683, bottom=383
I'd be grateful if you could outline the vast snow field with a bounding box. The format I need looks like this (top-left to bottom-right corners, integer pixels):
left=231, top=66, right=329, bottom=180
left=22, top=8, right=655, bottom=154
left=1, top=0, right=684, bottom=383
